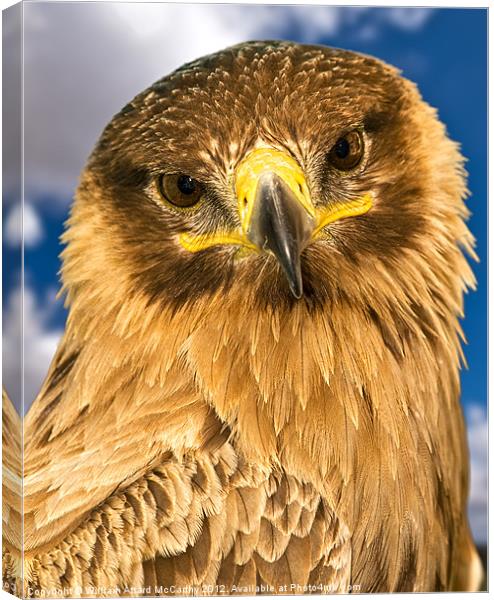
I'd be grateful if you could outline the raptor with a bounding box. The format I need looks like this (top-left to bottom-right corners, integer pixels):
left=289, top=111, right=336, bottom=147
left=3, top=41, right=482, bottom=595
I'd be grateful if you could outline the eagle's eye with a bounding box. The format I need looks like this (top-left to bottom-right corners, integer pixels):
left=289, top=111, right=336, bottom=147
left=328, top=130, right=364, bottom=170
left=157, top=174, right=204, bottom=208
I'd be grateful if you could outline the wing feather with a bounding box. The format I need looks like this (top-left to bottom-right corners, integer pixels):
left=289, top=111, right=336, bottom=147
left=24, top=433, right=351, bottom=597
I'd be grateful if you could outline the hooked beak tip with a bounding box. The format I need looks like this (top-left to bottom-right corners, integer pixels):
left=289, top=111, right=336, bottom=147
left=247, top=172, right=313, bottom=300
left=279, top=249, right=304, bottom=299
left=290, top=279, right=304, bottom=299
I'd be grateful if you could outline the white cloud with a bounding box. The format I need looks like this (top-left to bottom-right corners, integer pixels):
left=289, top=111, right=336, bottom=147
left=18, top=3, right=435, bottom=205
left=386, top=8, right=434, bottom=31
left=466, top=404, right=487, bottom=543
left=2, top=285, right=63, bottom=414
left=4, top=202, right=44, bottom=247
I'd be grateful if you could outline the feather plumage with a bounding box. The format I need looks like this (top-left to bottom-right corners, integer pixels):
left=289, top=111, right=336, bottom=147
left=3, top=41, right=481, bottom=595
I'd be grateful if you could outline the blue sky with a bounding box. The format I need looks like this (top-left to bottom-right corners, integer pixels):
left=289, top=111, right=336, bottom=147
left=2, top=5, right=487, bottom=541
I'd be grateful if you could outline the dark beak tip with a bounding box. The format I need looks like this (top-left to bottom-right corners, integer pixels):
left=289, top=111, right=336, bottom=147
left=249, top=172, right=311, bottom=301
left=285, top=261, right=304, bottom=299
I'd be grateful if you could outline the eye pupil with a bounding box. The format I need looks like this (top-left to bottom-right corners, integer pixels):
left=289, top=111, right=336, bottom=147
left=157, top=173, right=203, bottom=208
left=177, top=175, right=196, bottom=195
left=334, top=138, right=350, bottom=159
left=328, top=130, right=364, bottom=170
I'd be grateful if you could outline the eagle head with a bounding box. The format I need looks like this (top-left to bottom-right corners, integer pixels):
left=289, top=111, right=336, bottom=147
left=67, top=41, right=474, bottom=315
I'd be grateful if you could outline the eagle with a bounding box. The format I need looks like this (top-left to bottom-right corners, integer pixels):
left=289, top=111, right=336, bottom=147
left=3, top=41, right=482, bottom=595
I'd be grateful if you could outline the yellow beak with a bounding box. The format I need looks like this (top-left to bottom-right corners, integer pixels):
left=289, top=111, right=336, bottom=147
left=235, top=148, right=316, bottom=233
left=234, top=148, right=316, bottom=297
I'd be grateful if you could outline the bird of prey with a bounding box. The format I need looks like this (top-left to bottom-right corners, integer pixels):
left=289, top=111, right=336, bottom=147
left=3, top=41, right=482, bottom=595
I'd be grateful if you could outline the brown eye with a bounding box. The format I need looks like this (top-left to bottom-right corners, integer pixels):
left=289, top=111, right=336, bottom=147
left=328, top=130, right=364, bottom=170
left=157, top=174, right=203, bottom=208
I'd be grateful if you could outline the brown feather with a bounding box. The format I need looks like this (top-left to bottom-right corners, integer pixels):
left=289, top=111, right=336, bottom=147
left=5, top=41, right=481, bottom=595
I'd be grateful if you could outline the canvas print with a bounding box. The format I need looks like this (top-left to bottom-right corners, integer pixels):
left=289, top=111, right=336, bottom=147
left=2, top=3, right=487, bottom=597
